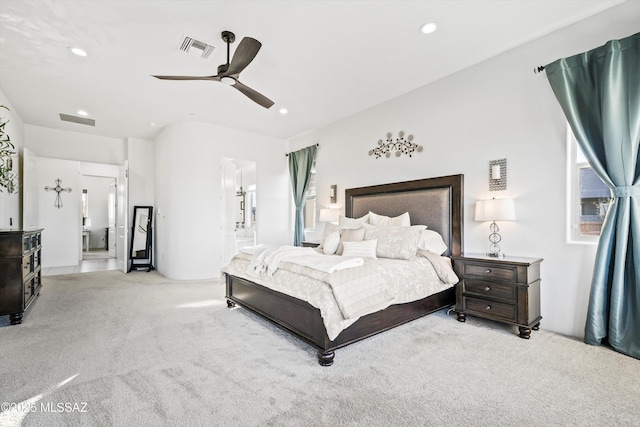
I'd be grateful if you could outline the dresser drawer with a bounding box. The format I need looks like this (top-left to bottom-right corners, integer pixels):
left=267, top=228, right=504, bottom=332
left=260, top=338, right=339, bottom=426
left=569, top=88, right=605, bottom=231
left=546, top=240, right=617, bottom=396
left=463, top=263, right=516, bottom=282
left=22, top=255, right=33, bottom=278
left=463, top=280, right=517, bottom=303
left=463, top=297, right=518, bottom=323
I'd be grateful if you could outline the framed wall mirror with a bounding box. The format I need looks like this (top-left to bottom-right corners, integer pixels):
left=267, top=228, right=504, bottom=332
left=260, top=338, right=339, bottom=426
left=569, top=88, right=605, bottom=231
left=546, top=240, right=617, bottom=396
left=128, top=206, right=153, bottom=272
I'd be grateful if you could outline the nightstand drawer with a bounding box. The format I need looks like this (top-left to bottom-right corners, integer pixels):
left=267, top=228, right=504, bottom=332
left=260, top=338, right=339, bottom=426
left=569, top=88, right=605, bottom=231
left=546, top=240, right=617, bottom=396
left=463, top=263, right=516, bottom=282
left=464, top=280, right=517, bottom=303
left=464, top=297, right=518, bottom=323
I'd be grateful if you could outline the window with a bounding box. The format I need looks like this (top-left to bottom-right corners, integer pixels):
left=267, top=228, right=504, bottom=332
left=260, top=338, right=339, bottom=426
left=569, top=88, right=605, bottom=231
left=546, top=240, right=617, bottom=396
left=303, top=162, right=316, bottom=230
left=567, top=127, right=612, bottom=243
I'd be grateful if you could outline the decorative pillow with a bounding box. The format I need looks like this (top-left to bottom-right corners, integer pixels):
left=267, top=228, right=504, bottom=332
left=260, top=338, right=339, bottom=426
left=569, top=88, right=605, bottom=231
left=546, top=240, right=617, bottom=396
left=336, top=227, right=366, bottom=255
left=342, top=239, right=377, bottom=259
left=317, top=223, right=340, bottom=249
left=338, top=213, right=369, bottom=229
left=322, top=231, right=341, bottom=255
left=417, top=229, right=448, bottom=255
left=418, top=249, right=459, bottom=284
left=368, top=211, right=411, bottom=227
left=364, top=225, right=422, bottom=260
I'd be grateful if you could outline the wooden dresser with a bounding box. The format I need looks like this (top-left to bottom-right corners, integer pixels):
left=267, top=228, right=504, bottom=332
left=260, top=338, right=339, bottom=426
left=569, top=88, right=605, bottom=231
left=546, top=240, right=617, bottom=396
left=452, top=253, right=543, bottom=339
left=0, top=229, right=43, bottom=324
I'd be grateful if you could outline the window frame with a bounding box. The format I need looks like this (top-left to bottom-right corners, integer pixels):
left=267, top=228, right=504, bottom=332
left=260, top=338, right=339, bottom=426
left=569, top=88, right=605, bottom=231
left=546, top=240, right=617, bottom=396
left=566, top=126, right=612, bottom=245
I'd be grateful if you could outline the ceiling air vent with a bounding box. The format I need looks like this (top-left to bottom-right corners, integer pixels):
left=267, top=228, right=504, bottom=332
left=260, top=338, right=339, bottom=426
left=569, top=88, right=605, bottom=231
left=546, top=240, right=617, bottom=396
left=178, top=35, right=215, bottom=59
left=59, top=113, right=95, bottom=127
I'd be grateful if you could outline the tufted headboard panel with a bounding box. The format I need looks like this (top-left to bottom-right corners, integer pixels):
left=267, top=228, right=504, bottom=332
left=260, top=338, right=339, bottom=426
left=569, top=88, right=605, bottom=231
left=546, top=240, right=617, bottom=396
left=345, top=175, right=463, bottom=256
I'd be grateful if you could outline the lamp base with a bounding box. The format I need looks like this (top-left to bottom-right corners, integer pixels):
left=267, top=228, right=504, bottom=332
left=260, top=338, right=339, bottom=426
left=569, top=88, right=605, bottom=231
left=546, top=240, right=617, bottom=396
left=487, top=252, right=506, bottom=258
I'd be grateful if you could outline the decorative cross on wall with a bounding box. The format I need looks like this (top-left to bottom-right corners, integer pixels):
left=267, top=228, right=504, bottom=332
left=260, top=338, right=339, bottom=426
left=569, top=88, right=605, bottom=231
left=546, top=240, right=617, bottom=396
left=44, top=178, right=72, bottom=209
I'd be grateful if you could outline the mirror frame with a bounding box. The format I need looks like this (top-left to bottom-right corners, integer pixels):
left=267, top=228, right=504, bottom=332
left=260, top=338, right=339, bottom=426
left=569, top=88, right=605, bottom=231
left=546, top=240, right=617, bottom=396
left=128, top=205, right=154, bottom=272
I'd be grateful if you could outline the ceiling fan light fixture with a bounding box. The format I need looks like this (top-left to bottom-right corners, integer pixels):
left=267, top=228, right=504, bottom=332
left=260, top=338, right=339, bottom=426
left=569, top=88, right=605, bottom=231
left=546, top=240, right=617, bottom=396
left=220, top=76, right=236, bottom=85
left=419, top=22, right=438, bottom=34
left=68, top=47, right=88, bottom=57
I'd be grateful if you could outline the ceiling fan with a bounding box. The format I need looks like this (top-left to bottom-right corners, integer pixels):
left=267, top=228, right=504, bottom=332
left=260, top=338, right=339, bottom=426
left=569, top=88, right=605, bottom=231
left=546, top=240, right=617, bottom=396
left=152, top=31, right=274, bottom=109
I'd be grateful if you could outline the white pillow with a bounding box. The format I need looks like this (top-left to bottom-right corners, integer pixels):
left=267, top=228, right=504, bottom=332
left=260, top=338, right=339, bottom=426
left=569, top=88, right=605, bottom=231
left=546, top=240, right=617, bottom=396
left=418, top=249, right=459, bottom=284
left=368, top=211, right=411, bottom=227
left=336, top=227, right=366, bottom=255
left=318, top=223, right=340, bottom=250
left=417, top=229, right=448, bottom=255
left=342, top=239, right=378, bottom=259
left=322, top=231, right=340, bottom=255
left=364, top=225, right=422, bottom=260
left=338, top=213, right=369, bottom=229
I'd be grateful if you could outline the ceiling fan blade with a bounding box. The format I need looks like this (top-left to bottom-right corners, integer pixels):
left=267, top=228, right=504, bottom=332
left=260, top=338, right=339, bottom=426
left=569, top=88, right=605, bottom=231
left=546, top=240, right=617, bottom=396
left=152, top=75, right=220, bottom=81
left=232, top=80, right=274, bottom=109
left=226, top=37, right=262, bottom=75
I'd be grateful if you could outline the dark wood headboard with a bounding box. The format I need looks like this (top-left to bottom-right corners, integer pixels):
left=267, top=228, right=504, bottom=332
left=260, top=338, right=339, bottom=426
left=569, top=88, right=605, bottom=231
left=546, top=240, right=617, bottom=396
left=345, top=174, right=464, bottom=256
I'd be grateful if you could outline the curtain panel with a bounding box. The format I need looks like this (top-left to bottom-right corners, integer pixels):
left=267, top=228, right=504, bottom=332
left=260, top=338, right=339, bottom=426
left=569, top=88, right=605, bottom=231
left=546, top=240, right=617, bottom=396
left=288, top=145, right=317, bottom=246
left=545, top=32, right=640, bottom=359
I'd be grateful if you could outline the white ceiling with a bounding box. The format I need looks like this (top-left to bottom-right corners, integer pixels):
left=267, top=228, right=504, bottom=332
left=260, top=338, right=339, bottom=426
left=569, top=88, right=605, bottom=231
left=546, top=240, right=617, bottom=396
left=0, top=0, right=628, bottom=141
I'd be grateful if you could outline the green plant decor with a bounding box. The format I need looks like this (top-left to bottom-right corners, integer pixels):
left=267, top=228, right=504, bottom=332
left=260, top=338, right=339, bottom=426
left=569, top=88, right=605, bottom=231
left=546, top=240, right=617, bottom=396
left=0, top=105, right=18, bottom=194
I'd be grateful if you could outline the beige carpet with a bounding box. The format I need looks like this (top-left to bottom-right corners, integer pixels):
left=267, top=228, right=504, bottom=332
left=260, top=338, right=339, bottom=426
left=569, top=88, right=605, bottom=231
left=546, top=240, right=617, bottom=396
left=0, top=270, right=638, bottom=427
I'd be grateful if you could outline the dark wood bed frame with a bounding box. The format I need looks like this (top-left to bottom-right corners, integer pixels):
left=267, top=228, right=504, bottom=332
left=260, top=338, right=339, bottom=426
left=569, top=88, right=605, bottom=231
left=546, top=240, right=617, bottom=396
left=225, top=174, right=464, bottom=366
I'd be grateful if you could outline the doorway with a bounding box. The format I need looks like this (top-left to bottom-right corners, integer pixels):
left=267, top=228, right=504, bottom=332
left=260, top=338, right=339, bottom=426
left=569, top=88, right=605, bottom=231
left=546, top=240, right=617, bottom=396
left=80, top=175, right=117, bottom=266
left=221, top=159, right=257, bottom=267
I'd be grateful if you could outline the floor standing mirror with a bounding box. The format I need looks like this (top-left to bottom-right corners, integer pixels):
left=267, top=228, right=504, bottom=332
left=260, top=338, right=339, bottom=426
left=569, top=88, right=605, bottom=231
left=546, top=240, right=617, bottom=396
left=128, top=206, right=154, bottom=272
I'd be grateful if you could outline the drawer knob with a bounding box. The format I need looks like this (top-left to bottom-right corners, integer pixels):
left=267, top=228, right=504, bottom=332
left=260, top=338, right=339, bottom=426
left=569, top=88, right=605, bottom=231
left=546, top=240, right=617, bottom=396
left=484, top=286, right=491, bottom=292
left=485, top=305, right=492, bottom=310
left=484, top=269, right=491, bottom=274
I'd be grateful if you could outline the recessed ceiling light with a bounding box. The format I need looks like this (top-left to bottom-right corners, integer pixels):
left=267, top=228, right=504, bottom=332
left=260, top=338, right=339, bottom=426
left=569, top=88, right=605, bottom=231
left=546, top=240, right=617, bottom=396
left=148, top=122, right=157, bottom=127
left=419, top=22, right=438, bottom=34
left=77, top=110, right=88, bottom=116
left=68, top=47, right=88, bottom=57
left=279, top=108, right=288, bottom=115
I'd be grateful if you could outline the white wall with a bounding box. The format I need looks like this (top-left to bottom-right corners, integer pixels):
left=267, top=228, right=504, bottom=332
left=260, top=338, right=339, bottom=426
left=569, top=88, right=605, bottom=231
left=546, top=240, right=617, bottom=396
left=36, top=157, right=81, bottom=267
left=0, top=89, right=24, bottom=229
left=155, top=121, right=289, bottom=280
left=25, top=124, right=125, bottom=165
left=127, top=137, right=155, bottom=264
left=127, top=137, right=155, bottom=210
left=290, top=4, right=638, bottom=339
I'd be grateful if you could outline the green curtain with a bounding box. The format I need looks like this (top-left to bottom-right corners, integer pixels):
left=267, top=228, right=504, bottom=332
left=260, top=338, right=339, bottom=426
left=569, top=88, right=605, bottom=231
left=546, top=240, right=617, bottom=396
left=545, top=32, right=640, bottom=359
left=288, top=145, right=317, bottom=246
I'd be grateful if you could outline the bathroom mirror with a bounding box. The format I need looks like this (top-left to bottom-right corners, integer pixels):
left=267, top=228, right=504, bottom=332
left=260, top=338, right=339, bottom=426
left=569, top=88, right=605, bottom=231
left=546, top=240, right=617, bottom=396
left=129, top=206, right=153, bottom=272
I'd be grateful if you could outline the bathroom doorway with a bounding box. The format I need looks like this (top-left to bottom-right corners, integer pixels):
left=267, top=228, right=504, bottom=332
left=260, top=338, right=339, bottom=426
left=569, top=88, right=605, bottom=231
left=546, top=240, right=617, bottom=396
left=221, top=159, right=256, bottom=267
left=81, top=175, right=117, bottom=263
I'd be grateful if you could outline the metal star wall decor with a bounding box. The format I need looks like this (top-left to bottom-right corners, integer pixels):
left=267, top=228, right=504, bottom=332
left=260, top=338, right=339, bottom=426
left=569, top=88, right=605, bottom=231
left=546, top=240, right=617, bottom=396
left=44, top=178, right=72, bottom=209
left=368, top=131, right=422, bottom=159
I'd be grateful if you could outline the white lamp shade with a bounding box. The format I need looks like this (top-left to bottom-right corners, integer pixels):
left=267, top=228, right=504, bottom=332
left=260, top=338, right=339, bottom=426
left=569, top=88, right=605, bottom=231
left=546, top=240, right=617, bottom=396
left=319, top=208, right=340, bottom=223
left=475, top=198, right=516, bottom=221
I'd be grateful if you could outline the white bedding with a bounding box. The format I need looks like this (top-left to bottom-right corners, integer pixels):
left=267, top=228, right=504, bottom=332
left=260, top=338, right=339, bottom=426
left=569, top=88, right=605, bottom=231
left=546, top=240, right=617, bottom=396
left=222, top=250, right=458, bottom=340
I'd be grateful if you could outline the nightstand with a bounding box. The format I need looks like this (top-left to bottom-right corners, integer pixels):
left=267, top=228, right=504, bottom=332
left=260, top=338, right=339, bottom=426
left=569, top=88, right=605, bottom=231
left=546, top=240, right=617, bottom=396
left=452, top=253, right=543, bottom=339
left=301, top=241, right=320, bottom=248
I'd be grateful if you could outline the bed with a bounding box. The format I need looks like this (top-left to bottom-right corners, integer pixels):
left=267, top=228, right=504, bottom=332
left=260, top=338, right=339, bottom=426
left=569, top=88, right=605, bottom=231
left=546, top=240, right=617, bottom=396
left=223, top=174, right=464, bottom=366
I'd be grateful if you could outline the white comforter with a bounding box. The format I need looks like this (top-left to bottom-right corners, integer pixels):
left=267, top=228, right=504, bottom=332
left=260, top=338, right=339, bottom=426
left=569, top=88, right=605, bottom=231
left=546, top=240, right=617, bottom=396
left=222, top=249, right=457, bottom=340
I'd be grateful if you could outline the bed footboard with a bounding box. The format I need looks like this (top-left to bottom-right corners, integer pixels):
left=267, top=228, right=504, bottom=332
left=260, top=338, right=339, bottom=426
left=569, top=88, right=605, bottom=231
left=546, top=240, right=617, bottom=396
left=225, top=273, right=455, bottom=366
